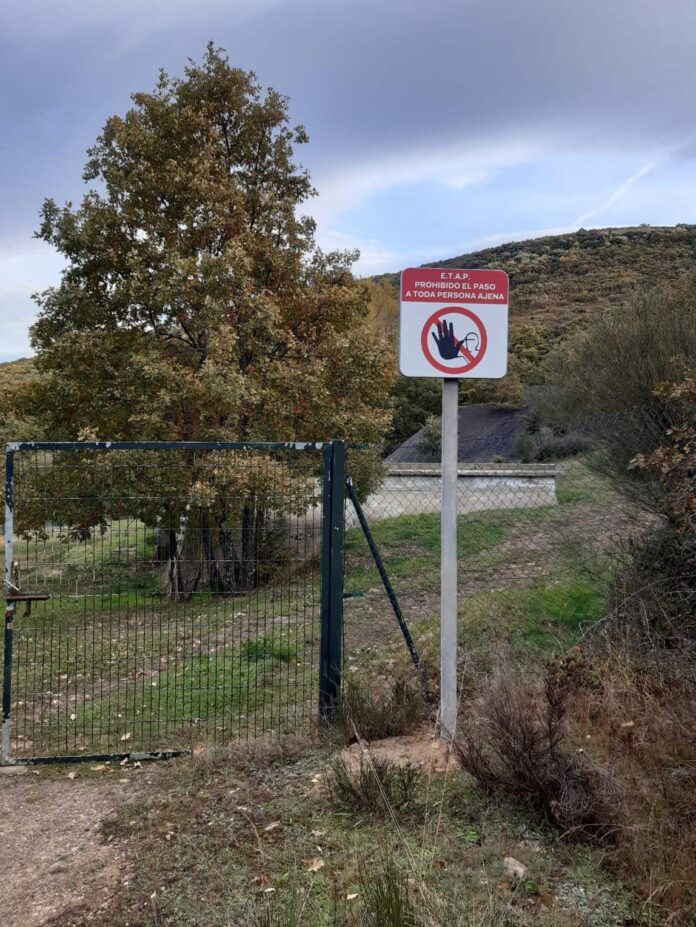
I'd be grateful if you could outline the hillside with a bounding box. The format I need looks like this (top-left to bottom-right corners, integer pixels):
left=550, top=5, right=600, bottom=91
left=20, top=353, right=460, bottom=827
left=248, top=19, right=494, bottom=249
left=373, top=223, right=696, bottom=336
left=0, top=358, right=42, bottom=445
left=0, top=357, right=34, bottom=373
left=371, top=224, right=696, bottom=452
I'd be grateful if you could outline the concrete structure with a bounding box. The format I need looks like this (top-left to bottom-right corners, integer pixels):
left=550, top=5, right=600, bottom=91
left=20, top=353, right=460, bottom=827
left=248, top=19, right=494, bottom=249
left=345, top=462, right=557, bottom=527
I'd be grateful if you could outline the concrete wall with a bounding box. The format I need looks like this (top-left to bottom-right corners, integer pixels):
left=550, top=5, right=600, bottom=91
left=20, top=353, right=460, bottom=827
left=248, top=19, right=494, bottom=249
left=347, top=464, right=557, bottom=526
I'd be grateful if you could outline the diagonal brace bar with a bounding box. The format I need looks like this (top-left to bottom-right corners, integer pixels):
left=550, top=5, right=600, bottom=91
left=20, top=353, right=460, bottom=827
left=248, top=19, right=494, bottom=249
left=345, top=477, right=424, bottom=678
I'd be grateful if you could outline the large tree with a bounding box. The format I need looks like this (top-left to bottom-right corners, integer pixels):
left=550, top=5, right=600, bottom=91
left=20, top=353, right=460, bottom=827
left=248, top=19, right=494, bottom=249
left=30, top=45, right=394, bottom=596
left=33, top=45, right=391, bottom=444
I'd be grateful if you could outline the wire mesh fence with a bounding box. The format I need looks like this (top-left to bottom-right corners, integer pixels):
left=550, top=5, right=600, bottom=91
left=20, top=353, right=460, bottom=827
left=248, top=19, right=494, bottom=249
left=2, top=443, right=330, bottom=761
left=1, top=412, right=665, bottom=761
left=343, top=425, right=656, bottom=680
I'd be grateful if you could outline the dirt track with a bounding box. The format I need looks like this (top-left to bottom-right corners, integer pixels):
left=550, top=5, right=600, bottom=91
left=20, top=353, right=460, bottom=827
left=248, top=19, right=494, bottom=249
left=0, top=767, right=138, bottom=926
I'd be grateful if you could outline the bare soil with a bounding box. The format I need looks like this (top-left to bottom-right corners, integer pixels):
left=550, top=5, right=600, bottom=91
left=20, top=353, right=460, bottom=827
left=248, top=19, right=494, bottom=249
left=0, top=766, right=146, bottom=926
left=340, top=727, right=454, bottom=774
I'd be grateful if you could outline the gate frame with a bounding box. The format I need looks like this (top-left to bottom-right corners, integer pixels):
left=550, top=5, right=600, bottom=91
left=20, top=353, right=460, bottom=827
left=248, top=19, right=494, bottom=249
left=1, top=439, right=346, bottom=765
left=319, top=441, right=345, bottom=722
left=2, top=447, right=15, bottom=764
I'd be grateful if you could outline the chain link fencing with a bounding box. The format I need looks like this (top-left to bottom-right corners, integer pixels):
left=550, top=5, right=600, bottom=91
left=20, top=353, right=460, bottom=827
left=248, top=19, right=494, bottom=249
left=343, top=418, right=656, bottom=685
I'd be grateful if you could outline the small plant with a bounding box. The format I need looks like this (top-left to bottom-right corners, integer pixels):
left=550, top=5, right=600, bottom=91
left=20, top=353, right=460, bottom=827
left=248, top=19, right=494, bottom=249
left=417, top=413, right=441, bottom=460
left=325, top=754, right=421, bottom=817
left=252, top=887, right=308, bottom=927
left=349, top=855, right=421, bottom=927
left=454, top=665, right=624, bottom=842
left=335, top=675, right=425, bottom=743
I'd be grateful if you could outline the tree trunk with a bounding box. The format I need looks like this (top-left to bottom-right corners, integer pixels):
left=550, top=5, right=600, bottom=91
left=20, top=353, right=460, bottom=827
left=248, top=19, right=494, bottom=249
left=163, top=522, right=204, bottom=601
left=161, top=501, right=277, bottom=599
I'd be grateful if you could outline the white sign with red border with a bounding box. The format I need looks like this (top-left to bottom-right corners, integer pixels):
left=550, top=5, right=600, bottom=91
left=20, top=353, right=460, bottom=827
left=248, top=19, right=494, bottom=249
left=399, top=267, right=509, bottom=378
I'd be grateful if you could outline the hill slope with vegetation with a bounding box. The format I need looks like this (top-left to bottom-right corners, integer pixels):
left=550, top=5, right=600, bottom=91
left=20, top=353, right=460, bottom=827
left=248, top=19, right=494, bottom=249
left=371, top=223, right=696, bottom=337
left=369, top=224, right=696, bottom=451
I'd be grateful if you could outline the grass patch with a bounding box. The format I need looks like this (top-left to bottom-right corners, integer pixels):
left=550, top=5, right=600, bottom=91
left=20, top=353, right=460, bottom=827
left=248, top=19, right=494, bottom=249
left=515, top=575, right=607, bottom=650
left=402, top=568, right=609, bottom=684
left=325, top=755, right=422, bottom=817
left=67, top=633, right=307, bottom=751
left=344, top=512, right=505, bottom=595
left=81, top=736, right=640, bottom=927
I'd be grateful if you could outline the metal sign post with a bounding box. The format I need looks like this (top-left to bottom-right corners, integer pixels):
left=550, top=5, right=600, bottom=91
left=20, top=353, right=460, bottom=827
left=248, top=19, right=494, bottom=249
left=440, top=378, right=459, bottom=736
left=399, top=266, right=509, bottom=739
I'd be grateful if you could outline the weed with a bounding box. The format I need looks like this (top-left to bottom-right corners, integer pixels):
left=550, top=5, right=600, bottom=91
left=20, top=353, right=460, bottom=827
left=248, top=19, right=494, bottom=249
left=251, top=886, right=309, bottom=927
left=349, top=855, right=421, bottom=926
left=325, top=754, right=421, bottom=817
left=334, top=675, right=427, bottom=743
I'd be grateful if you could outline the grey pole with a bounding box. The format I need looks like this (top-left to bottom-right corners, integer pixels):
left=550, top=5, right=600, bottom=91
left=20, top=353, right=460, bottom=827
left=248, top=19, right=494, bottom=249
left=440, top=378, right=458, bottom=737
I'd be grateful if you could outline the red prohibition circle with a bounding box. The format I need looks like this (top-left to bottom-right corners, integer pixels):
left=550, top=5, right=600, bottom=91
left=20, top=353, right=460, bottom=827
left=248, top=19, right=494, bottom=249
left=420, top=306, right=488, bottom=374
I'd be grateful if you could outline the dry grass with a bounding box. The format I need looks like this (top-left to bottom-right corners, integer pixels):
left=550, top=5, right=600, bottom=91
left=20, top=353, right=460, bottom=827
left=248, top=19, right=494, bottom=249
left=608, top=523, right=696, bottom=646
left=454, top=662, right=625, bottom=843
left=347, top=855, right=421, bottom=927
left=334, top=674, right=427, bottom=744
left=565, top=640, right=696, bottom=925
left=455, top=637, right=696, bottom=924
left=324, top=754, right=422, bottom=817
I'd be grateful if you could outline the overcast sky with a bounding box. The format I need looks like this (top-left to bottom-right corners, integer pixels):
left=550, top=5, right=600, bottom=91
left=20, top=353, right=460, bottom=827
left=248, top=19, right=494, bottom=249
left=2, top=0, right=696, bottom=360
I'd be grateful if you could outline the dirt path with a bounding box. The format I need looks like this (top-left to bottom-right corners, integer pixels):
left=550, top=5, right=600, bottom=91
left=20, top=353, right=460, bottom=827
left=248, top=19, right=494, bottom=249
left=343, top=499, right=652, bottom=652
left=0, top=768, right=138, bottom=926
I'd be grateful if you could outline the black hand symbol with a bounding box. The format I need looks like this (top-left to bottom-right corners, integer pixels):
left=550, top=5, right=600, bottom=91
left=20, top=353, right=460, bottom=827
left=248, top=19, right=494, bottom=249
left=432, top=319, right=466, bottom=360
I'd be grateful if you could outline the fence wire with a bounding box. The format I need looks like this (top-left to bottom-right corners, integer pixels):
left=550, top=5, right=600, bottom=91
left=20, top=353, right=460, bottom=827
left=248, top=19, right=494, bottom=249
left=343, top=429, right=655, bottom=678
left=2, top=418, right=663, bottom=761
left=3, top=444, right=325, bottom=760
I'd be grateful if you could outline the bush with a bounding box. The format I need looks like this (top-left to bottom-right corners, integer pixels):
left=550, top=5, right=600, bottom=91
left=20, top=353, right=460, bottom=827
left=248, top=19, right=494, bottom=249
left=325, top=755, right=421, bottom=817
left=609, top=522, right=696, bottom=645
left=335, top=675, right=426, bottom=743
left=385, top=377, right=442, bottom=456
left=534, top=279, right=696, bottom=479
left=515, top=426, right=594, bottom=462
left=417, top=413, right=441, bottom=459
left=454, top=667, right=624, bottom=842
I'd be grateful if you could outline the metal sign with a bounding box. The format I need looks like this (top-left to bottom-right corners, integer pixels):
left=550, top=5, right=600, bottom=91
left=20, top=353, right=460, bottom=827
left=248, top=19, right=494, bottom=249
left=399, top=267, right=509, bottom=378
left=398, top=265, right=509, bottom=739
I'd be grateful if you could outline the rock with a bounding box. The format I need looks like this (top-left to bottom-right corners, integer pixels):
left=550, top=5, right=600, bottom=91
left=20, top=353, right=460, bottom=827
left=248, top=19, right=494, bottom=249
left=503, top=857, right=528, bottom=882
left=0, top=765, right=28, bottom=775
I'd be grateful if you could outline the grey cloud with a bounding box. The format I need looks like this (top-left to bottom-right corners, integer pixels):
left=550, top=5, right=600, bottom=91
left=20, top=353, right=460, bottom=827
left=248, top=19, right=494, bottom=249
left=1, top=0, right=696, bottom=235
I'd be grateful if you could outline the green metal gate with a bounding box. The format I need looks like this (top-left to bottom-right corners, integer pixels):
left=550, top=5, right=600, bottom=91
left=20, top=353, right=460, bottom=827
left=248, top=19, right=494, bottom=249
left=2, top=440, right=345, bottom=765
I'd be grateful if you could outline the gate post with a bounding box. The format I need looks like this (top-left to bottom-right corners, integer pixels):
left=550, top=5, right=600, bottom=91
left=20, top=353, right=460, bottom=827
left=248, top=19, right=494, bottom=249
left=319, top=440, right=345, bottom=722
left=2, top=447, right=15, bottom=765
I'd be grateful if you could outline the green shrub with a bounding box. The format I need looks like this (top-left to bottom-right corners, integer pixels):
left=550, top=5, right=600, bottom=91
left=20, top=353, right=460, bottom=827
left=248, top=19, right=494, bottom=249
left=325, top=755, right=421, bottom=817
left=417, top=413, right=441, bottom=459
left=515, top=426, right=594, bottom=462
left=610, top=523, right=696, bottom=645
left=534, top=279, right=696, bottom=479
left=335, top=675, right=426, bottom=743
